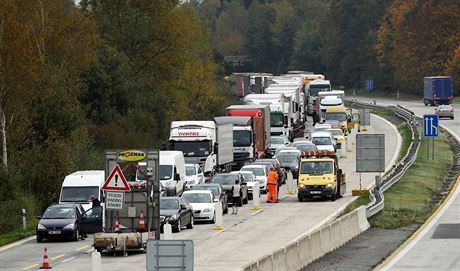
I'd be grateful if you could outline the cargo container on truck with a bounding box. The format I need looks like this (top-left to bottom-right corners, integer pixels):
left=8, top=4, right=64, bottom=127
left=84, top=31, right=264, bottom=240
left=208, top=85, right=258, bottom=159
left=265, top=84, right=303, bottom=124
left=169, top=121, right=233, bottom=178
left=244, top=93, right=293, bottom=140
left=423, top=76, right=454, bottom=106
left=214, top=116, right=256, bottom=168
left=226, top=105, right=271, bottom=158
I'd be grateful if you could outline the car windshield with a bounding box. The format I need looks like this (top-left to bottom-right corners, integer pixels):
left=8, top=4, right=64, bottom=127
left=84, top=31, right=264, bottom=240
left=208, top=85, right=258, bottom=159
left=183, top=193, right=212, bottom=203
left=185, top=165, right=196, bottom=176
left=277, top=155, right=298, bottom=164
left=300, top=161, right=334, bottom=174
left=193, top=186, right=219, bottom=196
left=240, top=173, right=254, bottom=182
left=159, top=165, right=173, bottom=180
left=312, top=137, right=332, bottom=145
left=325, top=112, right=347, bottom=122
left=328, top=130, right=343, bottom=136
left=271, top=137, right=284, bottom=145
left=172, top=140, right=211, bottom=157
left=212, top=175, right=238, bottom=185
left=270, top=113, right=284, bottom=127
left=233, top=130, right=252, bottom=147
left=160, top=199, right=179, bottom=210
left=309, top=85, right=331, bottom=96
left=42, top=207, right=76, bottom=219
left=295, top=144, right=316, bottom=152
left=241, top=167, right=264, bottom=176
left=60, top=186, right=99, bottom=202
left=136, top=164, right=148, bottom=181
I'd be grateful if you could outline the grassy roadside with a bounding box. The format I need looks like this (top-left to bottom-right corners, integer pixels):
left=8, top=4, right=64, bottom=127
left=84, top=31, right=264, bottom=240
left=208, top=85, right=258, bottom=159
left=0, top=220, right=37, bottom=247
left=370, top=129, right=452, bottom=228
left=396, top=123, right=411, bottom=163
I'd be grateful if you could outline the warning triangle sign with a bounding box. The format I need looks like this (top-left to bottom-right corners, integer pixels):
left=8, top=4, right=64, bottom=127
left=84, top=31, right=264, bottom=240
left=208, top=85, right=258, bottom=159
left=102, top=164, right=131, bottom=191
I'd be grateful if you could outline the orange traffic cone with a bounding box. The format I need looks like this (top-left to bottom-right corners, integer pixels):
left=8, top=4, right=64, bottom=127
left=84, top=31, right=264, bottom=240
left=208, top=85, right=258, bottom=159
left=40, top=247, right=52, bottom=269
left=114, top=217, right=120, bottom=232
left=138, top=210, right=145, bottom=230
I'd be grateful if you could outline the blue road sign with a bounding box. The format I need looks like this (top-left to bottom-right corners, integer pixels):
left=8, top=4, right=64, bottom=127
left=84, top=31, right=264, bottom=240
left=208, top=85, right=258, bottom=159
left=366, top=80, right=373, bottom=91
left=423, top=114, right=438, bottom=137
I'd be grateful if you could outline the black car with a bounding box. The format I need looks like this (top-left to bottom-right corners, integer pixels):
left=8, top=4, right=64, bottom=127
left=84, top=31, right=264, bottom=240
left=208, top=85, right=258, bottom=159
left=277, top=153, right=301, bottom=178
left=211, top=173, right=248, bottom=204
left=160, top=197, right=194, bottom=232
left=36, top=203, right=102, bottom=242
left=191, top=183, right=229, bottom=214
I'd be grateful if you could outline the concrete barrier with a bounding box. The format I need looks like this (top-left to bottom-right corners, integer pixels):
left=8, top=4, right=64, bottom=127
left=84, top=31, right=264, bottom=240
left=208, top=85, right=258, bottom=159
left=241, top=206, right=370, bottom=271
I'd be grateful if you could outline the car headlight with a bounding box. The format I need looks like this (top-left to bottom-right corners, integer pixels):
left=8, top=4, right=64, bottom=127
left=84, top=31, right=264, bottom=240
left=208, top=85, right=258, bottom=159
left=327, top=183, right=333, bottom=187
left=258, top=180, right=264, bottom=184
left=203, top=208, right=212, bottom=213
left=169, top=214, right=178, bottom=221
left=63, top=223, right=75, bottom=229
left=299, top=184, right=305, bottom=188
left=37, top=224, right=46, bottom=230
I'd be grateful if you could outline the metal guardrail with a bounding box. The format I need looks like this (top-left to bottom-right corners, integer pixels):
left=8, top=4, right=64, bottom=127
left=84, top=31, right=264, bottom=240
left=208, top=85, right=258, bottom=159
left=346, top=100, right=421, bottom=217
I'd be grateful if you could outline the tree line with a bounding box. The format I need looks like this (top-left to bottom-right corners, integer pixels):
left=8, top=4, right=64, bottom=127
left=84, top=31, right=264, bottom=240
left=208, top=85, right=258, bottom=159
left=198, top=0, right=460, bottom=94
left=0, top=0, right=227, bottom=233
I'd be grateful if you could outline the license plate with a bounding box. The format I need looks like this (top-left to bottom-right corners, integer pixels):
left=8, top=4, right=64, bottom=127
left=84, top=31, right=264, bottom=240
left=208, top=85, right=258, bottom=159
left=310, top=191, right=321, bottom=194
left=48, top=230, right=61, bottom=235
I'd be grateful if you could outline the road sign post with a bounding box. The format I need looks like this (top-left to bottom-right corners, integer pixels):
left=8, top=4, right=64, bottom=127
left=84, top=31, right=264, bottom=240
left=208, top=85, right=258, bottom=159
left=423, top=114, right=438, bottom=160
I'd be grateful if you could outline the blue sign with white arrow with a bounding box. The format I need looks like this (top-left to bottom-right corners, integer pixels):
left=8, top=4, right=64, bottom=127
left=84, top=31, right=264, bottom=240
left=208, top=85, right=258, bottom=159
left=365, top=80, right=373, bottom=91
left=423, top=114, right=438, bottom=137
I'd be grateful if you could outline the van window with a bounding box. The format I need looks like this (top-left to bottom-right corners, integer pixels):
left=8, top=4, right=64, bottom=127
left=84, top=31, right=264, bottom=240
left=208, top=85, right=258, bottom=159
left=61, top=186, right=99, bottom=202
left=159, top=165, right=173, bottom=180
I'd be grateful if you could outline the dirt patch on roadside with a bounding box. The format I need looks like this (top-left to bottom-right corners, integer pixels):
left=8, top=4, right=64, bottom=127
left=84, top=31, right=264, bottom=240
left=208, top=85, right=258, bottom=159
left=300, top=225, right=419, bottom=271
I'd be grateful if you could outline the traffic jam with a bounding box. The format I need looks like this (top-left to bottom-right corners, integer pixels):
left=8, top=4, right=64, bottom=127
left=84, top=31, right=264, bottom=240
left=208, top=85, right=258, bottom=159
left=35, top=71, right=362, bottom=251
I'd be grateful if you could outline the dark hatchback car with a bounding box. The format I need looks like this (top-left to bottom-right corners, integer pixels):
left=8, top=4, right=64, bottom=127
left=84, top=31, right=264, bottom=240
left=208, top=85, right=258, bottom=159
left=191, top=183, right=229, bottom=214
left=211, top=173, right=249, bottom=204
left=36, top=203, right=102, bottom=242
left=160, top=197, right=194, bottom=232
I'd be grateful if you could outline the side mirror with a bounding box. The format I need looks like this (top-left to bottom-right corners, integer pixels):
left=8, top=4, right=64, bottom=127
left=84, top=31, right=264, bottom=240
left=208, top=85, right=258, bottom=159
left=174, top=173, right=180, bottom=181
left=180, top=205, right=187, bottom=210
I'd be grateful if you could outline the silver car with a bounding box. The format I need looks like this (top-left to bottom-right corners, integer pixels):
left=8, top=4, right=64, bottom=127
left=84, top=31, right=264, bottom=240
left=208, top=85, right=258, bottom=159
left=435, top=104, right=454, bottom=119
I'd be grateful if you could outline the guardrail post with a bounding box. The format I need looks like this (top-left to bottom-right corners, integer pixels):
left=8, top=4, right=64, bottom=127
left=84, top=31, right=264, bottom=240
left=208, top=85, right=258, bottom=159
left=22, top=209, right=26, bottom=231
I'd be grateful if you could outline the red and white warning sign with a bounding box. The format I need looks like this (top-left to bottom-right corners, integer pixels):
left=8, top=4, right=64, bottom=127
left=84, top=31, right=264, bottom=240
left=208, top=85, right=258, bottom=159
left=102, top=164, right=131, bottom=191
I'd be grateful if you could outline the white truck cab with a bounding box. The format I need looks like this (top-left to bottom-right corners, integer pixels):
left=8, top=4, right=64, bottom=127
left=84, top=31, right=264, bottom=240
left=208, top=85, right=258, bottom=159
left=59, top=171, right=105, bottom=211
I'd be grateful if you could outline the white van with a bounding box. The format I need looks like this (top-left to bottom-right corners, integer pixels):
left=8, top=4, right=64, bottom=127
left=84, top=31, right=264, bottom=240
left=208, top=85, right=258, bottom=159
left=59, top=171, right=105, bottom=211
left=160, top=151, right=186, bottom=196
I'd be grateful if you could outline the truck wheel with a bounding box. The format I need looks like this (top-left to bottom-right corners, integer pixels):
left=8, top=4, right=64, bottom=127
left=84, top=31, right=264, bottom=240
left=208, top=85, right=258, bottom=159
left=298, top=196, right=303, bottom=202
left=330, top=192, right=336, bottom=202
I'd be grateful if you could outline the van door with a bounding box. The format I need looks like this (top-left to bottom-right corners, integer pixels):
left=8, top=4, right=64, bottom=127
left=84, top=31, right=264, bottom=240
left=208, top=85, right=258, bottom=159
left=78, top=206, right=103, bottom=234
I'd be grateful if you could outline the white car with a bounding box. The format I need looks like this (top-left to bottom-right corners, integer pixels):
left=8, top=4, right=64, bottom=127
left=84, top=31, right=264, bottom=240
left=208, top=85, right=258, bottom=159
left=311, top=131, right=336, bottom=153
left=182, top=190, right=217, bottom=223
left=185, top=164, right=205, bottom=189
left=267, top=136, right=290, bottom=157
left=240, top=165, right=268, bottom=194
left=235, top=171, right=258, bottom=198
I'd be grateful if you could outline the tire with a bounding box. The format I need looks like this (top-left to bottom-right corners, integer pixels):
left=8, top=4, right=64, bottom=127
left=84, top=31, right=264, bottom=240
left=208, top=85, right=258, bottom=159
left=298, top=196, right=303, bottom=202
left=330, top=190, right=336, bottom=202
left=174, top=219, right=181, bottom=232
left=96, top=248, right=103, bottom=253
left=211, top=212, right=216, bottom=224
left=73, top=228, right=80, bottom=241
left=36, top=236, right=43, bottom=243
left=186, top=216, right=194, bottom=229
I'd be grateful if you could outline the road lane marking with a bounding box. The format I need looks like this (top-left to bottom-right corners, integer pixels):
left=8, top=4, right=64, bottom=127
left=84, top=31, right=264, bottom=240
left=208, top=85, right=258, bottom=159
left=61, top=256, right=76, bottom=263
left=76, top=245, right=90, bottom=251
left=51, top=254, right=65, bottom=260
left=23, top=263, right=39, bottom=270
left=251, top=209, right=263, bottom=216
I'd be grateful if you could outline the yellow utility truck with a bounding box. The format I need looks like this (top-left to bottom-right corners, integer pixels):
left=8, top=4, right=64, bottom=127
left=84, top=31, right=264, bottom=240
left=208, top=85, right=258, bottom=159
left=297, top=151, right=346, bottom=201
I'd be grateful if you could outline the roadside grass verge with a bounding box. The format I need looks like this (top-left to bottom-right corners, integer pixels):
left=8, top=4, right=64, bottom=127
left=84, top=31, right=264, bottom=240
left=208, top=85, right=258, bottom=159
left=343, top=194, right=370, bottom=214
left=0, top=220, right=37, bottom=247
left=370, top=128, right=452, bottom=229
left=397, top=123, right=411, bottom=163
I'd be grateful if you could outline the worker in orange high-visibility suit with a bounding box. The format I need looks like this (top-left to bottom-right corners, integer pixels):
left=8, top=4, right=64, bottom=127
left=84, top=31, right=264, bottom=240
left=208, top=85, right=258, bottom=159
left=267, top=168, right=279, bottom=203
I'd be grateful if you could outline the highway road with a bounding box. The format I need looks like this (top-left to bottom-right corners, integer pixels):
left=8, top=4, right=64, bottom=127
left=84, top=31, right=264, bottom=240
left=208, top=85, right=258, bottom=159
left=352, top=98, right=460, bottom=271
left=0, top=114, right=400, bottom=271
